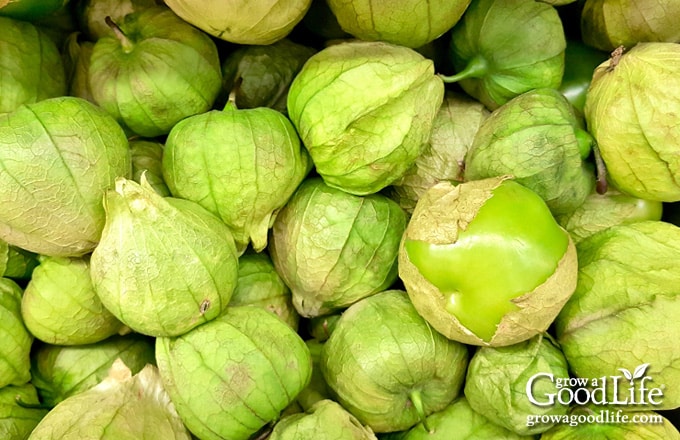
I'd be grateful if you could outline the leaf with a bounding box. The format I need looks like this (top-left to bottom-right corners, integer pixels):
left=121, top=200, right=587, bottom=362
left=618, top=368, right=633, bottom=381
left=633, top=363, right=650, bottom=380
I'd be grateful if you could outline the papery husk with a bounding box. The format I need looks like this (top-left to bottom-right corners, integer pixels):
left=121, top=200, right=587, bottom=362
left=28, top=359, right=191, bottom=439
left=269, top=399, right=378, bottom=440
left=0, top=97, right=130, bottom=257
left=90, top=176, right=239, bottom=337
left=163, top=0, right=312, bottom=45
left=0, top=278, right=32, bottom=387
left=585, top=42, right=680, bottom=202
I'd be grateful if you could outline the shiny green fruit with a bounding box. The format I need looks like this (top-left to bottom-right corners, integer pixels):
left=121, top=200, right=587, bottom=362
left=400, top=177, right=577, bottom=346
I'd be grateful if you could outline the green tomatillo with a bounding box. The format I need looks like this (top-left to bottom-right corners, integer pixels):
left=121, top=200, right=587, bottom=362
left=220, top=39, right=316, bottom=113
left=399, top=176, right=578, bottom=346
left=28, top=360, right=192, bottom=440
left=230, top=252, right=299, bottom=330
left=76, top=0, right=158, bottom=40
left=556, top=221, right=680, bottom=410
left=30, top=334, right=155, bottom=407
left=0, top=278, right=32, bottom=388
left=269, top=399, right=377, bottom=440
left=464, top=88, right=596, bottom=215
left=0, top=16, right=66, bottom=114
left=326, top=0, right=470, bottom=48
left=581, top=0, right=680, bottom=52
left=321, top=290, right=469, bottom=433
left=0, top=384, right=47, bottom=439
left=584, top=42, right=680, bottom=202
left=155, top=306, right=312, bottom=440
left=441, top=0, right=566, bottom=110
left=0, top=96, right=130, bottom=258
left=401, top=397, right=528, bottom=440
left=287, top=40, right=445, bottom=195
left=464, top=334, right=570, bottom=435
left=21, top=256, right=127, bottom=346
left=163, top=101, right=310, bottom=254
left=90, top=177, right=240, bottom=338
left=269, top=178, right=407, bottom=318
left=88, top=6, right=222, bottom=137
left=164, top=0, right=312, bottom=45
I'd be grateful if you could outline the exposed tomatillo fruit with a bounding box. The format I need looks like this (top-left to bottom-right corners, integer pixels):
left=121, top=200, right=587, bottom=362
left=399, top=177, right=577, bottom=346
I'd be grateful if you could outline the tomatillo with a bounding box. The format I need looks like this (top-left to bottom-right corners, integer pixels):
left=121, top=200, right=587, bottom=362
left=398, top=176, right=578, bottom=346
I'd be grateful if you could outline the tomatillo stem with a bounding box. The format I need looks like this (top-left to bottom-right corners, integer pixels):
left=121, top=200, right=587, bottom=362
left=224, top=76, right=242, bottom=111
left=224, top=96, right=238, bottom=112
left=593, top=143, right=608, bottom=194
left=105, top=16, right=134, bottom=53
left=409, top=389, right=433, bottom=434
left=439, top=55, right=489, bottom=83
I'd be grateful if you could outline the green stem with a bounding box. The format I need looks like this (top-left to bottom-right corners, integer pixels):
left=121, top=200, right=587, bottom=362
left=438, top=55, right=489, bottom=83
left=409, top=389, right=433, bottom=434
left=105, top=16, right=134, bottom=53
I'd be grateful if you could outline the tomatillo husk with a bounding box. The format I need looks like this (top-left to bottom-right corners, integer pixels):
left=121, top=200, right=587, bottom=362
left=287, top=40, right=444, bottom=195
left=326, top=0, right=470, bottom=48
left=321, top=290, right=469, bottom=433
left=0, top=97, right=130, bottom=257
left=90, top=177, right=239, bottom=337
left=556, top=221, right=680, bottom=410
left=155, top=306, right=312, bottom=440
left=584, top=42, right=680, bottom=202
